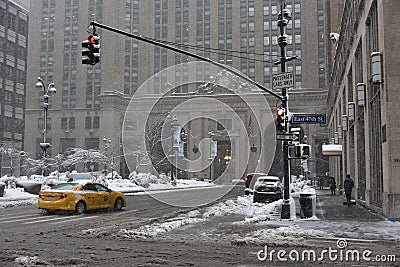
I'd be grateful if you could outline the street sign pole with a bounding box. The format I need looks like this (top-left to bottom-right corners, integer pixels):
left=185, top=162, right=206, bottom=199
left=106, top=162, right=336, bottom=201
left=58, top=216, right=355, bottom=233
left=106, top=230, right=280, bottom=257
left=275, top=1, right=294, bottom=220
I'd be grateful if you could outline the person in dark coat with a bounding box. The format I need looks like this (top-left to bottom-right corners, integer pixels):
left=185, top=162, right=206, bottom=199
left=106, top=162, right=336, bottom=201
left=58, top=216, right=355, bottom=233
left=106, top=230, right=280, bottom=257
left=318, top=176, right=324, bottom=189
left=343, top=173, right=354, bottom=205
left=329, top=177, right=336, bottom=195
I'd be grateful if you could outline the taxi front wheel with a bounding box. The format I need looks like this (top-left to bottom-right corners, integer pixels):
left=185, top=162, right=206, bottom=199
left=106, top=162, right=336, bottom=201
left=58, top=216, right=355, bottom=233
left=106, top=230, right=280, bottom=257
left=75, top=201, right=86, bottom=214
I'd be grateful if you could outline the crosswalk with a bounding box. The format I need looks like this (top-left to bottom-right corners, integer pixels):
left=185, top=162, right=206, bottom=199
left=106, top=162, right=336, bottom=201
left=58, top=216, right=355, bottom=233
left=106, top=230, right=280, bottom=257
left=0, top=213, right=99, bottom=226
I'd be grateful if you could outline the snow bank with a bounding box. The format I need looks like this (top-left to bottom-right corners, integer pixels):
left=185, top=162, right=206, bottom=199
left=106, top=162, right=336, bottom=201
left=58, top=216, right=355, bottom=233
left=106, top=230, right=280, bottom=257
left=203, top=195, right=282, bottom=222
left=128, top=172, right=169, bottom=188
left=233, top=224, right=333, bottom=246
left=107, top=179, right=143, bottom=192
left=117, top=210, right=205, bottom=239
left=0, top=188, right=37, bottom=208
left=15, top=256, right=40, bottom=266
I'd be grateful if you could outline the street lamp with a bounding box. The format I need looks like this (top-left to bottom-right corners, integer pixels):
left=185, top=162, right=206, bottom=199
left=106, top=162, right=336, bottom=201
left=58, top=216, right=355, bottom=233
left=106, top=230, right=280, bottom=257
left=103, top=136, right=111, bottom=176
left=167, top=114, right=178, bottom=184
left=208, top=131, right=215, bottom=180
left=36, top=77, right=56, bottom=176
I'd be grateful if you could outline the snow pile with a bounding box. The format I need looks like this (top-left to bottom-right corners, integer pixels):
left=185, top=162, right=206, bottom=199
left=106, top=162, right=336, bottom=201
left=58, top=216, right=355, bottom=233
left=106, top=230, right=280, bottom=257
left=128, top=172, right=169, bottom=188
left=107, top=178, right=142, bottom=192
left=203, top=195, right=281, bottom=222
left=14, top=255, right=46, bottom=266
left=0, top=188, right=37, bottom=208
left=291, top=177, right=316, bottom=198
left=118, top=212, right=205, bottom=239
left=233, top=224, right=333, bottom=246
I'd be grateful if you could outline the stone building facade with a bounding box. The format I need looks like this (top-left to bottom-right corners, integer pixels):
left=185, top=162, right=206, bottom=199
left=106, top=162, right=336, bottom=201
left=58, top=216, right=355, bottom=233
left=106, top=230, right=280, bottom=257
left=24, top=0, right=329, bottom=180
left=0, top=0, right=29, bottom=176
left=326, top=0, right=400, bottom=218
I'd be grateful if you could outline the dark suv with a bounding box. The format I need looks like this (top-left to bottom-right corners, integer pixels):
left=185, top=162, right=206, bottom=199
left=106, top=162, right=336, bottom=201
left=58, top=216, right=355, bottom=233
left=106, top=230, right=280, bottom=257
left=243, top=173, right=268, bottom=195
left=253, top=176, right=283, bottom=203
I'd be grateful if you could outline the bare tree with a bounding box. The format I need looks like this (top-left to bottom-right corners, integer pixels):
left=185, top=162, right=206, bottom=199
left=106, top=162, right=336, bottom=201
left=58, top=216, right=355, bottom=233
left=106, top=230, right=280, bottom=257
left=60, top=148, right=108, bottom=171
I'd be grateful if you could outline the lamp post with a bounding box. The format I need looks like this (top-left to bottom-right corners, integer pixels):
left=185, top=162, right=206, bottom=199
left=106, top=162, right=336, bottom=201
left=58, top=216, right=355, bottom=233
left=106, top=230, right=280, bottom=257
left=103, top=136, right=111, bottom=176
left=167, top=114, right=178, bottom=183
left=36, top=77, right=56, bottom=176
left=208, top=131, right=215, bottom=180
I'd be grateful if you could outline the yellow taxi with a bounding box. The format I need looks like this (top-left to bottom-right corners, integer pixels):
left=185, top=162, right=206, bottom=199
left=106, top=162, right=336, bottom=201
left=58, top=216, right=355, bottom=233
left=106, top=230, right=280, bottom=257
left=38, top=182, right=126, bottom=214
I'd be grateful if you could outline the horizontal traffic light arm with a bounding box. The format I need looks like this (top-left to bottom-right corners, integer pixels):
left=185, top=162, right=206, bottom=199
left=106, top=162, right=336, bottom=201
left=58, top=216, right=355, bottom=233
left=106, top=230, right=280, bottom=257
left=89, top=21, right=283, bottom=101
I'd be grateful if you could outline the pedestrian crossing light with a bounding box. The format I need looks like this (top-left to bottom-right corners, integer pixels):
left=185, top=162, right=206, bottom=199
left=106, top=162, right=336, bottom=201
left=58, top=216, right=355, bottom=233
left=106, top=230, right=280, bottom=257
left=82, top=35, right=100, bottom=65
left=296, top=144, right=311, bottom=159
left=275, top=107, right=286, bottom=133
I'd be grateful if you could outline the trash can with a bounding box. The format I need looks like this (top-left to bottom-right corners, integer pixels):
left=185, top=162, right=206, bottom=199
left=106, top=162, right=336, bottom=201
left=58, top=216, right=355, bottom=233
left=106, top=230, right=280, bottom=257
left=299, top=193, right=316, bottom=218
left=0, top=182, right=5, bottom=197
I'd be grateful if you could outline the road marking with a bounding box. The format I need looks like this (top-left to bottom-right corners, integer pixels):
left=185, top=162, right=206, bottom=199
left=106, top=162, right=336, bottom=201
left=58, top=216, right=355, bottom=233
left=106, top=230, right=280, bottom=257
left=0, top=213, right=40, bottom=220
left=23, top=216, right=83, bottom=225
left=0, top=215, right=57, bottom=224
left=316, top=196, right=325, bottom=220
left=50, top=215, right=99, bottom=225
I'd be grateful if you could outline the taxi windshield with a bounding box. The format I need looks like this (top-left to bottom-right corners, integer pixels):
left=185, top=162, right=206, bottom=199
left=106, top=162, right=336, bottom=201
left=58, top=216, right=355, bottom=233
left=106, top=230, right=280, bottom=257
left=51, top=183, right=78, bottom=190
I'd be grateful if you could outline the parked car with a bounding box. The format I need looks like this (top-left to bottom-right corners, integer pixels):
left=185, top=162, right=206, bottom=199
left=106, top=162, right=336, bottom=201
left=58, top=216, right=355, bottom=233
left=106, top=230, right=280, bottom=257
left=38, top=182, right=126, bottom=214
left=243, top=173, right=268, bottom=195
left=253, top=176, right=283, bottom=203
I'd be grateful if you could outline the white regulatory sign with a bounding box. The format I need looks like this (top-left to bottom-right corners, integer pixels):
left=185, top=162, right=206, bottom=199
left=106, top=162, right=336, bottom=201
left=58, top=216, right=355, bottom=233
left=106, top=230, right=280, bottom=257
left=272, top=72, right=294, bottom=90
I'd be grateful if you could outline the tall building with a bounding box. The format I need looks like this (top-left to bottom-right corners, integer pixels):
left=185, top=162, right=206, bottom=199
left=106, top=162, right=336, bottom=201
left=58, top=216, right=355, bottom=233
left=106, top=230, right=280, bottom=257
left=25, top=0, right=328, bottom=178
left=0, top=0, right=29, bottom=176
left=326, top=0, right=400, bottom=218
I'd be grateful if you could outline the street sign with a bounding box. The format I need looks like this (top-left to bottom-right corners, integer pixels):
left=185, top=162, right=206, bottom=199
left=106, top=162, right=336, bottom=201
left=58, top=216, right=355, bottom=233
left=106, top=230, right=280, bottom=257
left=291, top=114, right=326, bottom=124
left=276, top=133, right=300, bottom=141
left=272, top=72, right=294, bottom=90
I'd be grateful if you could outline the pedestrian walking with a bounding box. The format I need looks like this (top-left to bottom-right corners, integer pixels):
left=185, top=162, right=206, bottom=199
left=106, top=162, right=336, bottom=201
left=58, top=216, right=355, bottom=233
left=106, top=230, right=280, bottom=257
left=329, top=177, right=336, bottom=195
left=343, top=173, right=354, bottom=206
left=318, top=176, right=324, bottom=189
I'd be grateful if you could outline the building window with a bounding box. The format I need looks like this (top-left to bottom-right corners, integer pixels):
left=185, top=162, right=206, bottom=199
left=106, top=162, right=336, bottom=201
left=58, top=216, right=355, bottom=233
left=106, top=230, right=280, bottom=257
left=69, top=117, right=75, bottom=129
left=61, top=117, right=68, bottom=130
left=85, top=138, right=99, bottom=150
left=85, top=117, right=91, bottom=129
left=60, top=138, right=76, bottom=153
left=93, top=116, right=100, bottom=129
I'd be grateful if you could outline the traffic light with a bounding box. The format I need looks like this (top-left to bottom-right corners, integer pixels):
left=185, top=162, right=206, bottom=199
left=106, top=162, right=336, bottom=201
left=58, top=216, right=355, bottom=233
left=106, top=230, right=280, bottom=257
left=82, top=35, right=100, bottom=65
left=275, top=107, right=286, bottom=132
left=295, top=144, right=311, bottom=159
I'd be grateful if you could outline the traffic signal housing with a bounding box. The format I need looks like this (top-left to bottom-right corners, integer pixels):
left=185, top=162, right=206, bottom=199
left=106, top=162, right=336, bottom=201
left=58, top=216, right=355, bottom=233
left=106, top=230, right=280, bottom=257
left=82, top=35, right=100, bottom=65
left=295, top=144, right=311, bottom=159
left=275, top=107, right=286, bottom=133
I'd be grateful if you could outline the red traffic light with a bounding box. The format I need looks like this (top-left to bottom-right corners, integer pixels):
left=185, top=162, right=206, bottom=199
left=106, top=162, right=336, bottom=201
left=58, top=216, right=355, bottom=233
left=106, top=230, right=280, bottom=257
left=276, top=108, right=285, bottom=117
left=275, top=107, right=286, bottom=132
left=88, top=35, right=95, bottom=44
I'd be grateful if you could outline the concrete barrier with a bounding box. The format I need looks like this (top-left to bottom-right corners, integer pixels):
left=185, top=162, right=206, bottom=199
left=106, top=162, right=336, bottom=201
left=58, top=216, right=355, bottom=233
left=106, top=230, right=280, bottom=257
left=16, top=181, right=42, bottom=195
left=0, top=182, right=5, bottom=197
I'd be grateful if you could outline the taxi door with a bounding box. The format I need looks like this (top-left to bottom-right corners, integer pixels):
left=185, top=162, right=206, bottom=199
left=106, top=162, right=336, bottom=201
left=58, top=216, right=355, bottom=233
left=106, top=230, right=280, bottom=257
left=94, top=183, right=112, bottom=209
left=81, top=183, right=98, bottom=210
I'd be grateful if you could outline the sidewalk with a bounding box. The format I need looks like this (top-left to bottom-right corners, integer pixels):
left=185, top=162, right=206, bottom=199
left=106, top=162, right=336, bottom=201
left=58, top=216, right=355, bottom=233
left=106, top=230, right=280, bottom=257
left=315, top=188, right=383, bottom=221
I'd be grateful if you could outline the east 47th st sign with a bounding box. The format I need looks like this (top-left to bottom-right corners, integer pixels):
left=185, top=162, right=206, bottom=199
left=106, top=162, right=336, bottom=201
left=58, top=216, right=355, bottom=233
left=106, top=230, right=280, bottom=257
left=272, top=72, right=294, bottom=90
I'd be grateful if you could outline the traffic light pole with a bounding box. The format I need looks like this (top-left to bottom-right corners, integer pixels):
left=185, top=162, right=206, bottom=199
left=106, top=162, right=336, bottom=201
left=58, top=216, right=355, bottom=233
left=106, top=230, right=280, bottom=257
left=276, top=0, right=295, bottom=219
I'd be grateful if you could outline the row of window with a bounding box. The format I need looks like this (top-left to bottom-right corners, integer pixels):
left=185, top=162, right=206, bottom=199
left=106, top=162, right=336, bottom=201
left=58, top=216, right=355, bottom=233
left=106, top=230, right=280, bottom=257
left=37, top=117, right=100, bottom=131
